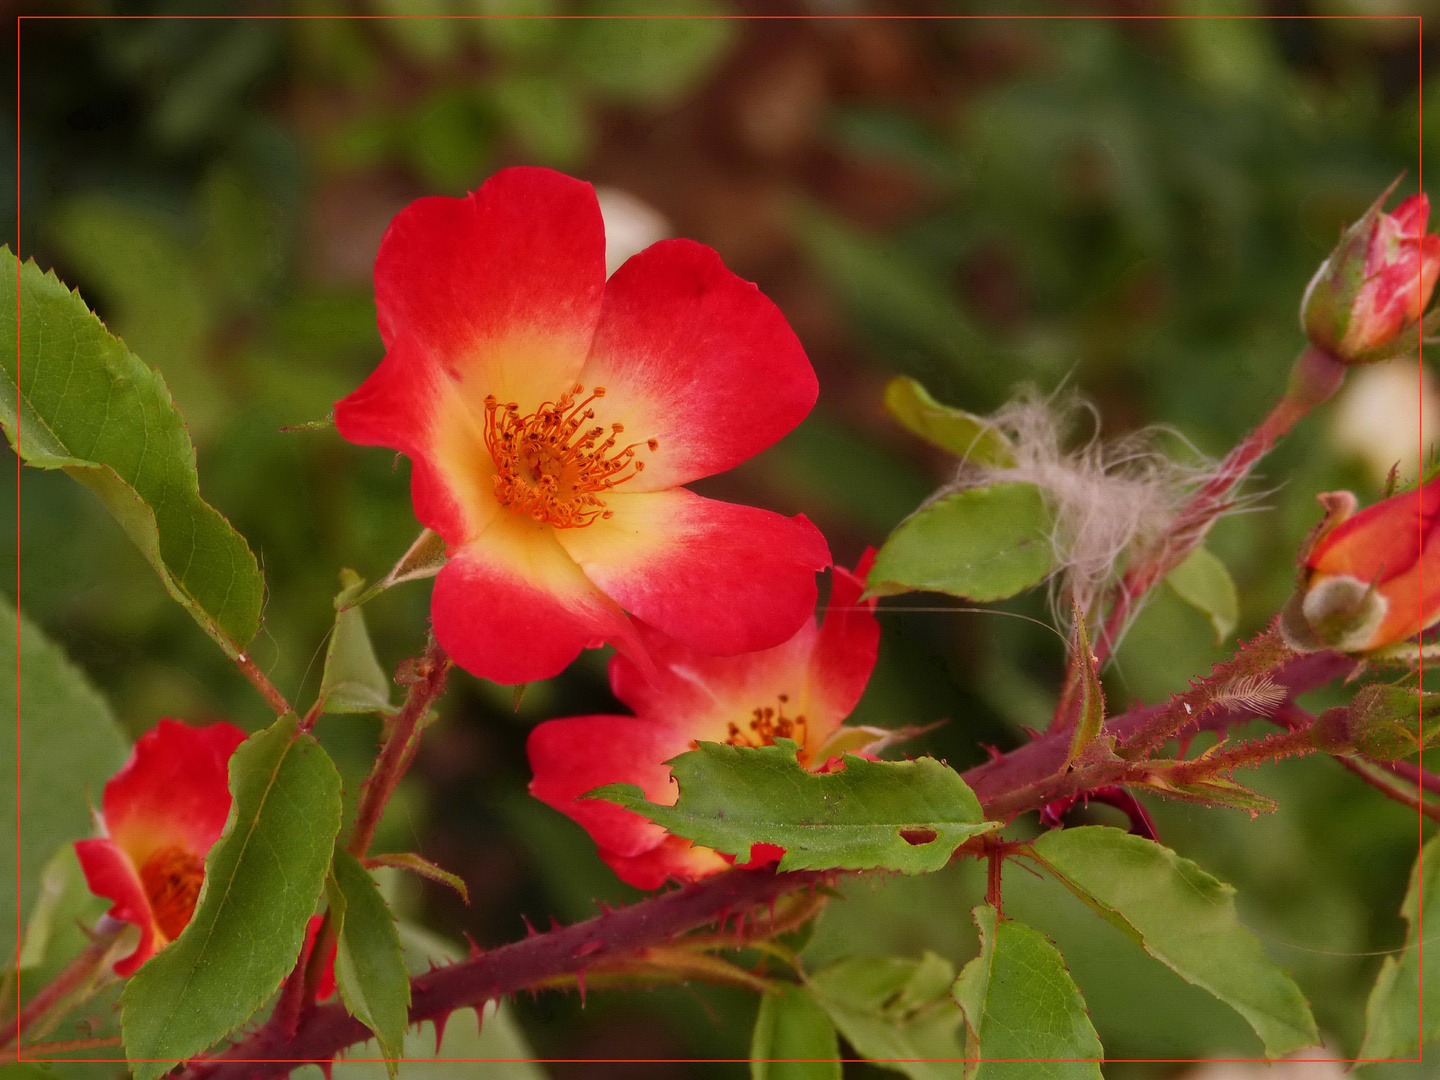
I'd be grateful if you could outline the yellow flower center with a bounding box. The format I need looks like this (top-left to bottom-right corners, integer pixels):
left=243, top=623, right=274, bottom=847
left=139, top=845, right=206, bottom=942
left=723, top=694, right=809, bottom=764
left=483, top=384, right=658, bottom=528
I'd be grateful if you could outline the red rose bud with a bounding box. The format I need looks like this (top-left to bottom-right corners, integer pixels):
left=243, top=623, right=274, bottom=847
left=1313, top=685, right=1440, bottom=760
left=1280, top=484, right=1440, bottom=654
left=1301, top=187, right=1440, bottom=365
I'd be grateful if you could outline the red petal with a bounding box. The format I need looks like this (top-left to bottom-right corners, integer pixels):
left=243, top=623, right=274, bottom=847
left=1309, top=484, right=1440, bottom=586
left=605, top=556, right=876, bottom=761
left=73, top=837, right=160, bottom=976
left=1367, top=499, right=1440, bottom=647
left=103, top=720, right=247, bottom=870
left=557, top=488, right=830, bottom=658
left=809, top=551, right=881, bottom=724
left=608, top=618, right=818, bottom=743
left=431, top=514, right=642, bottom=685
left=302, top=915, right=339, bottom=1001
left=599, top=836, right=730, bottom=890
left=527, top=716, right=690, bottom=858
left=576, top=239, right=817, bottom=491
left=1390, top=193, right=1431, bottom=235
left=372, top=167, right=604, bottom=396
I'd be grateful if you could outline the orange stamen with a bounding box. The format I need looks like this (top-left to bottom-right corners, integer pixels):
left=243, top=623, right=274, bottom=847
left=139, top=845, right=206, bottom=942
left=483, top=384, right=658, bottom=528
left=719, top=693, right=809, bottom=764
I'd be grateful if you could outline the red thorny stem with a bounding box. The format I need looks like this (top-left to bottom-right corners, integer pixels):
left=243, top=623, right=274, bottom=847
left=184, top=646, right=1360, bottom=1080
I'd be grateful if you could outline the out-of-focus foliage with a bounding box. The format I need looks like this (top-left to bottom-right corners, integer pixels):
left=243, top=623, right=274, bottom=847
left=9, top=7, right=1437, bottom=1076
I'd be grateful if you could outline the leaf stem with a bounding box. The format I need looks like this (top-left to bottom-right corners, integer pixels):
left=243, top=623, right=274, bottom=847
left=234, top=651, right=295, bottom=719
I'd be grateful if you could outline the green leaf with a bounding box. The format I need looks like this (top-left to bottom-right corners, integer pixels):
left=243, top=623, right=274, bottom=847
left=327, top=851, right=411, bottom=1072
left=1164, top=546, right=1239, bottom=645
left=586, top=740, right=998, bottom=874
left=364, top=852, right=469, bottom=903
left=1360, top=833, right=1440, bottom=1058
left=0, top=249, right=264, bottom=657
left=951, top=904, right=1104, bottom=1079
left=750, top=983, right=841, bottom=1080
left=1028, top=826, right=1318, bottom=1058
left=883, top=377, right=1013, bottom=465
left=807, top=954, right=966, bottom=1080
left=568, top=0, right=736, bottom=106
left=0, top=597, right=129, bottom=965
left=319, top=570, right=393, bottom=715
left=1064, top=608, right=1106, bottom=770
left=868, top=483, right=1055, bottom=602
left=121, top=714, right=343, bottom=1078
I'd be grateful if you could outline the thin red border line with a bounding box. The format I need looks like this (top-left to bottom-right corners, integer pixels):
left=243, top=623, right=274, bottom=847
left=2, top=11, right=1428, bottom=18
left=11, top=8, right=19, bottom=1057
left=5, top=8, right=1428, bottom=1071
left=1416, top=12, right=1425, bottom=1066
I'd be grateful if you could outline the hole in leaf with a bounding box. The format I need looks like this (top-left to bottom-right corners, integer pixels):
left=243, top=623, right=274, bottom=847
left=898, top=827, right=938, bottom=846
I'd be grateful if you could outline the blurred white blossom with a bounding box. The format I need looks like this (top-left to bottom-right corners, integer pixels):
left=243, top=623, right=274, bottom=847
left=1179, top=1047, right=1346, bottom=1080
left=596, top=186, right=671, bottom=277
left=1330, top=358, right=1437, bottom=485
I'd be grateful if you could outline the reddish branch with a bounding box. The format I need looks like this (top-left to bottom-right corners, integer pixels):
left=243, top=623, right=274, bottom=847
left=185, top=867, right=827, bottom=1080
left=181, top=646, right=1358, bottom=1080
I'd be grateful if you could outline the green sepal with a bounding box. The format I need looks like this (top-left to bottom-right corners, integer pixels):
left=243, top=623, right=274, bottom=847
left=318, top=570, right=393, bottom=715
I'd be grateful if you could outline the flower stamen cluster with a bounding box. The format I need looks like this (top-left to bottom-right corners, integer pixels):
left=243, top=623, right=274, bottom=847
left=722, top=694, right=809, bottom=762
left=139, top=845, right=206, bottom=941
left=483, top=383, right=658, bottom=528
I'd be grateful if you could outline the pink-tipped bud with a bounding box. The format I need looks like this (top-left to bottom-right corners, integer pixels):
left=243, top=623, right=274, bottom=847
left=1301, top=187, right=1440, bottom=365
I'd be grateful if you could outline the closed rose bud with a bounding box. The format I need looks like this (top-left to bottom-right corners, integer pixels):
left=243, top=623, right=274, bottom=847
left=1281, top=484, right=1440, bottom=654
left=1301, top=189, right=1440, bottom=365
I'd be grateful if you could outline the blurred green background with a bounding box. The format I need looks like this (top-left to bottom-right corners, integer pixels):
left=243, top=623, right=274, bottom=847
left=7, top=5, right=1438, bottom=1077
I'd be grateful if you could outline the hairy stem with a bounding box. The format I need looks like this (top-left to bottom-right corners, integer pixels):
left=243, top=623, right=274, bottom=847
left=1092, top=346, right=1346, bottom=668
left=348, top=637, right=449, bottom=859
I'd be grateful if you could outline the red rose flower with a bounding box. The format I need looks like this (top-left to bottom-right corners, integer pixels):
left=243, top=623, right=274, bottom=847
left=74, top=719, right=248, bottom=976
left=1302, top=191, right=1440, bottom=365
left=1282, top=484, right=1440, bottom=654
left=335, top=167, right=830, bottom=685
left=527, top=555, right=880, bottom=889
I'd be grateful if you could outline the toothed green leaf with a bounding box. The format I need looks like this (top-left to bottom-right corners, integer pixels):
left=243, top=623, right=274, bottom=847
left=587, top=740, right=997, bottom=873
